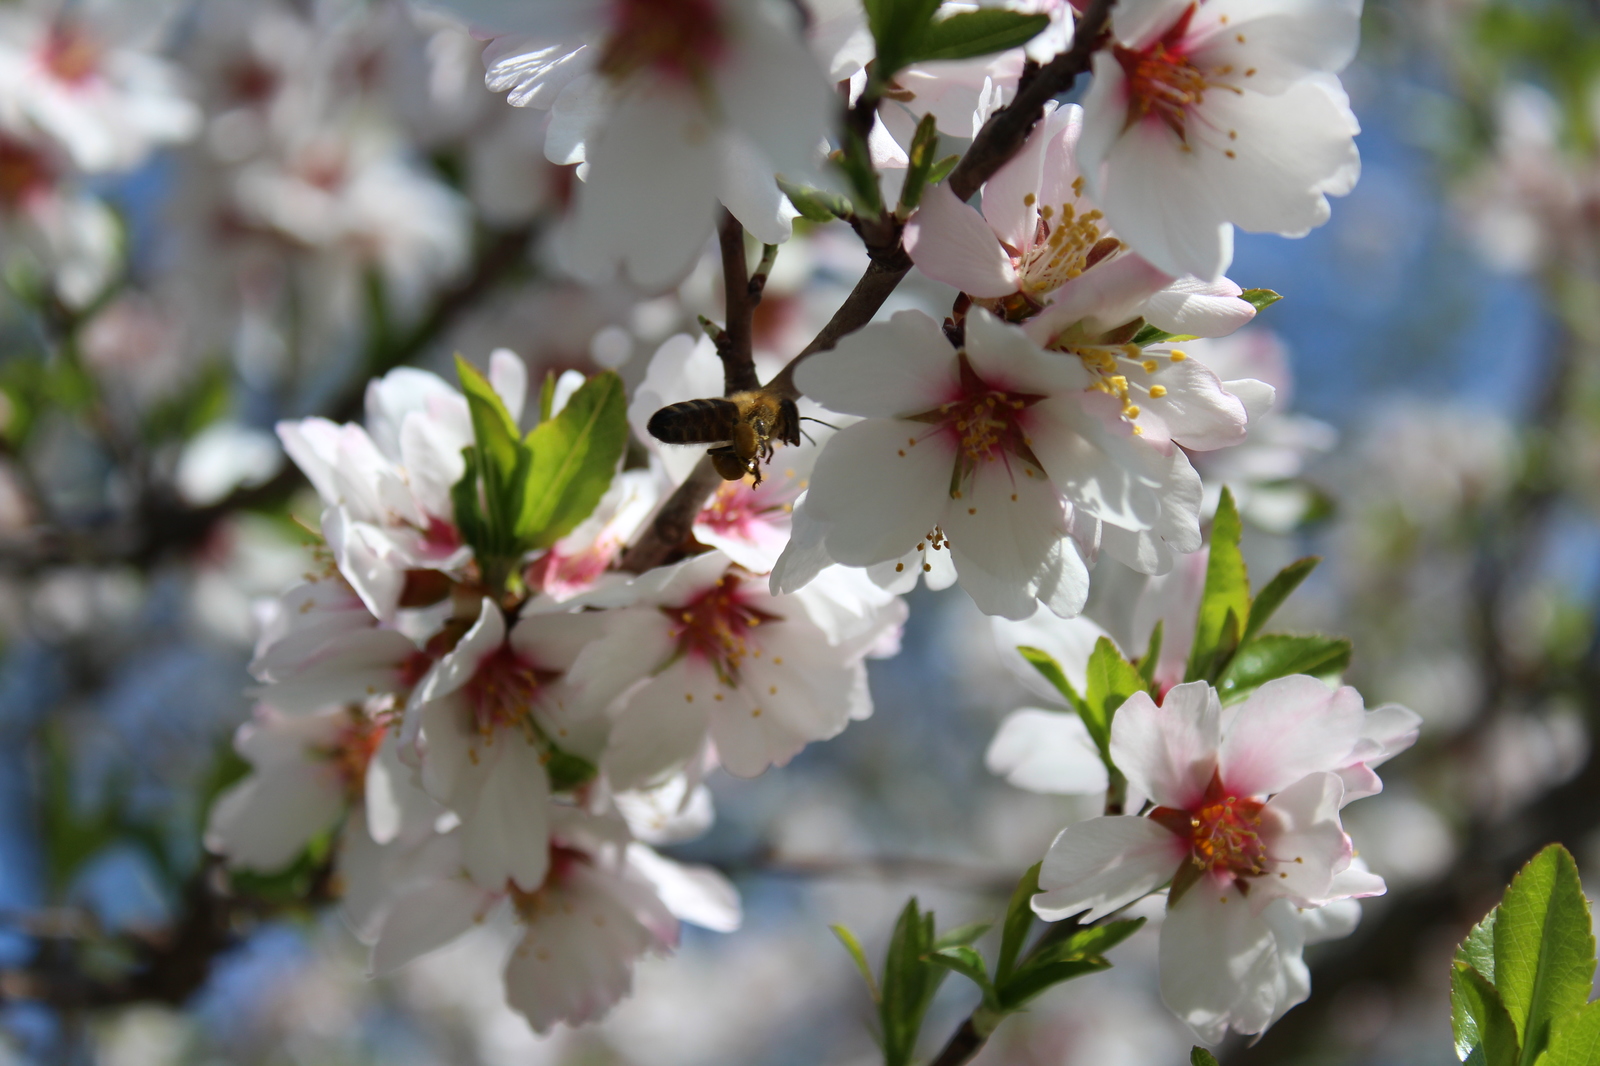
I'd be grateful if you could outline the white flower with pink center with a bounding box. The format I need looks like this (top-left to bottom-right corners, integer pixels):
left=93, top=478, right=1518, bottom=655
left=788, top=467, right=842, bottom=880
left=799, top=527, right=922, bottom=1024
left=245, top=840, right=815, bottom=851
left=205, top=703, right=388, bottom=873
left=525, top=469, right=660, bottom=602
left=369, top=809, right=739, bottom=1033
left=278, top=354, right=526, bottom=621
left=404, top=598, right=617, bottom=892
left=569, top=550, right=903, bottom=787
left=775, top=306, right=1255, bottom=617
left=905, top=102, right=1258, bottom=339
left=1030, top=676, right=1414, bottom=1041
left=1076, top=0, right=1363, bottom=280
left=444, top=0, right=832, bottom=289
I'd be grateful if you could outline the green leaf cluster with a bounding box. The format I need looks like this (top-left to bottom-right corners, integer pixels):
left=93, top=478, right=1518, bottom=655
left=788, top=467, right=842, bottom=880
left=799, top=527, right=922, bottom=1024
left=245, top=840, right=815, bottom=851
left=864, top=0, right=1050, bottom=82
left=836, top=868, right=1143, bottom=1064
left=1186, top=487, right=1350, bottom=703
left=1451, top=844, right=1599, bottom=1066
left=451, top=358, right=627, bottom=591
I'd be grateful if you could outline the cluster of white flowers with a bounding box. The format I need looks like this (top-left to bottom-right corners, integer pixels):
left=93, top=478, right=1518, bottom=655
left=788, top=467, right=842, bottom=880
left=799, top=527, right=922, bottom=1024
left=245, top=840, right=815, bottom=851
left=207, top=353, right=905, bottom=1032
left=194, top=0, right=1407, bottom=1050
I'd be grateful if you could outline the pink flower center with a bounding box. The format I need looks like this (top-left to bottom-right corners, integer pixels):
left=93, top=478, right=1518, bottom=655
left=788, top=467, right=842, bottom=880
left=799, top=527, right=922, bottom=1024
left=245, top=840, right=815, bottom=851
left=599, top=0, right=727, bottom=83
left=39, top=23, right=101, bottom=85
left=464, top=645, right=558, bottom=736
left=699, top=480, right=793, bottom=537
left=1114, top=5, right=1211, bottom=141
left=663, top=572, right=780, bottom=685
left=319, top=713, right=387, bottom=803
left=907, top=353, right=1045, bottom=492
left=0, top=136, right=53, bottom=212
left=1152, top=771, right=1267, bottom=880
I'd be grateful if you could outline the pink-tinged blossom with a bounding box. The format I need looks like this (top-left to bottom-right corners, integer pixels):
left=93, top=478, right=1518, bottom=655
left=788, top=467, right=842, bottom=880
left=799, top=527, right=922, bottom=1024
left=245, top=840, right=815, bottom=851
left=1030, top=676, right=1412, bottom=1042
left=775, top=307, right=1254, bottom=617
left=565, top=550, right=903, bottom=787
left=444, top=0, right=832, bottom=289
left=277, top=354, right=525, bottom=620
left=905, top=102, right=1257, bottom=340
left=403, top=598, right=616, bottom=893
left=205, top=703, right=387, bottom=873
left=525, top=468, right=660, bottom=602
left=0, top=6, right=199, bottom=174
left=369, top=809, right=739, bottom=1033
left=1076, top=0, right=1363, bottom=280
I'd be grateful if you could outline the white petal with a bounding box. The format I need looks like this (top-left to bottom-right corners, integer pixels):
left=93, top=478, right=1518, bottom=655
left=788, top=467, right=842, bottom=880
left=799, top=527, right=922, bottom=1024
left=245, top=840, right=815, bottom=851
left=369, top=878, right=493, bottom=976
left=1220, top=677, right=1366, bottom=798
left=803, top=418, right=953, bottom=567
left=1259, top=772, right=1353, bottom=909
left=905, top=183, right=1018, bottom=298
left=627, top=843, right=742, bottom=932
left=1143, top=276, right=1257, bottom=338
left=794, top=310, right=956, bottom=418
left=489, top=348, right=528, bottom=424
left=462, top=739, right=552, bottom=891
left=987, top=708, right=1109, bottom=794
left=1034, top=815, right=1186, bottom=921
left=1159, top=885, right=1307, bottom=1043
left=1109, top=683, right=1220, bottom=810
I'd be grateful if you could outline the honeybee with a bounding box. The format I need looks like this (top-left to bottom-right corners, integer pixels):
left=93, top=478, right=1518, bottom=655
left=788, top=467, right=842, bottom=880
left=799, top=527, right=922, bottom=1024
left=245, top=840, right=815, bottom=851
left=647, top=389, right=801, bottom=486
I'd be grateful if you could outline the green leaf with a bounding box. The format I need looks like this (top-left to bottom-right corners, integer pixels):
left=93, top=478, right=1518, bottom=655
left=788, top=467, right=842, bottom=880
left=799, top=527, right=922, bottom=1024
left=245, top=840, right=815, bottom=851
left=927, top=154, right=959, bottom=185
left=928, top=946, right=995, bottom=1002
left=836, top=129, right=885, bottom=216
left=544, top=747, right=598, bottom=792
left=1016, top=647, right=1088, bottom=713
left=1216, top=634, right=1352, bottom=703
left=779, top=178, right=853, bottom=222
left=450, top=447, right=490, bottom=558
left=1460, top=907, right=1500, bottom=985
left=998, top=863, right=1042, bottom=983
left=996, top=957, right=1111, bottom=1009
left=898, top=113, right=941, bottom=212
left=867, top=0, right=942, bottom=77
left=539, top=370, right=556, bottom=424
left=881, top=898, right=946, bottom=1066
left=1493, top=845, right=1595, bottom=1065
left=1546, top=1001, right=1600, bottom=1066
left=1452, top=962, right=1521, bottom=1066
left=1240, top=288, right=1283, bottom=312
left=1083, top=637, right=1143, bottom=760
left=831, top=924, right=880, bottom=1003
left=518, top=371, right=627, bottom=550
left=934, top=921, right=992, bottom=950
left=1050, top=918, right=1146, bottom=960
left=1186, top=487, right=1250, bottom=683
left=1138, top=620, right=1164, bottom=690
left=1191, top=1049, right=1222, bottom=1066
left=908, top=9, right=1050, bottom=63
left=1241, top=556, right=1320, bottom=646
left=455, top=354, right=525, bottom=560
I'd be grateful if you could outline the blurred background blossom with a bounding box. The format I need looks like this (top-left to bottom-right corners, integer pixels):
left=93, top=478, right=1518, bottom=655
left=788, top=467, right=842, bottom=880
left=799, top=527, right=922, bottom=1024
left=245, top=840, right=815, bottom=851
left=1, top=0, right=1599, bottom=1063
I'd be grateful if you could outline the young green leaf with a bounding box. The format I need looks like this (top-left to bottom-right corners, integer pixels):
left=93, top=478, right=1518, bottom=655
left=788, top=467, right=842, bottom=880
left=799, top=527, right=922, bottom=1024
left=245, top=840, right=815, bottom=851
left=543, top=747, right=598, bottom=792
left=1459, top=906, right=1499, bottom=984
left=831, top=924, right=880, bottom=1003
left=1239, top=288, right=1283, bottom=311
left=996, top=956, right=1111, bottom=1010
left=908, top=9, right=1050, bottom=64
left=1191, top=1049, right=1222, bottom=1066
left=1083, top=637, right=1143, bottom=759
left=1138, top=620, right=1165, bottom=690
left=1545, top=1000, right=1600, bottom=1066
left=1492, top=844, right=1595, bottom=1065
left=934, top=921, right=993, bottom=950
left=867, top=0, right=942, bottom=78
left=456, top=354, right=525, bottom=555
left=539, top=370, right=556, bottom=423
left=518, top=371, right=627, bottom=550
left=1215, top=634, right=1352, bottom=704
left=898, top=114, right=941, bottom=213
left=928, top=946, right=995, bottom=1003
left=1452, top=962, right=1521, bottom=1066
left=779, top=178, right=853, bottom=222
left=1048, top=917, right=1146, bottom=960
left=881, top=899, right=947, bottom=1066
left=1016, top=646, right=1090, bottom=717
left=1241, top=556, right=1320, bottom=645
left=997, top=863, right=1042, bottom=983
left=1187, top=487, right=1250, bottom=683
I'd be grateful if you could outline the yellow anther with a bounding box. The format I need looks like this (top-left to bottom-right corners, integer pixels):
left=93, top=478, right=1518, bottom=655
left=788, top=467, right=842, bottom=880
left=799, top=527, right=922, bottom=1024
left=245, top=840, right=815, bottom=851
left=1149, top=385, right=1167, bottom=398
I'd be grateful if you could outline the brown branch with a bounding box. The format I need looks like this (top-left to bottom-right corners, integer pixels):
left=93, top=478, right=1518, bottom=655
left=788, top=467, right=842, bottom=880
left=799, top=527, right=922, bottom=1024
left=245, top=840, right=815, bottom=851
left=931, top=1018, right=987, bottom=1066
left=716, top=211, right=761, bottom=395
left=619, top=457, right=724, bottom=574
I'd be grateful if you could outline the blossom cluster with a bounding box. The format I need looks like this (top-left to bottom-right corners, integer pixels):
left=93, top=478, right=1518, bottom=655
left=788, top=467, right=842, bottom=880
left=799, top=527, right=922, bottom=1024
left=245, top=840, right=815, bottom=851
left=177, top=0, right=1409, bottom=1050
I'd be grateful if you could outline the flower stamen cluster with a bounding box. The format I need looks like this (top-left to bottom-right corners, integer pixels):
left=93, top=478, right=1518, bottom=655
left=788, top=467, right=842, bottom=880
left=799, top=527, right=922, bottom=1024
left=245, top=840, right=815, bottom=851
left=463, top=645, right=557, bottom=737
left=1152, top=770, right=1267, bottom=882
left=665, top=573, right=782, bottom=687
left=598, top=0, right=727, bottom=84
left=906, top=352, right=1046, bottom=493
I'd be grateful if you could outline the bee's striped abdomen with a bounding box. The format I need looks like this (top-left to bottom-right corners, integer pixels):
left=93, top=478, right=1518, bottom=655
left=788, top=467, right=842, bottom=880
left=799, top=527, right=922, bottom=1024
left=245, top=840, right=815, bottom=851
left=647, top=397, right=739, bottom=444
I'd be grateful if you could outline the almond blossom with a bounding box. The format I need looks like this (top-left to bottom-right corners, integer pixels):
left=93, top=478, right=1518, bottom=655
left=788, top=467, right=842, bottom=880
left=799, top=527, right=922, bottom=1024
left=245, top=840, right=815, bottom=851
left=0, top=3, right=199, bottom=174
left=1076, top=0, right=1362, bottom=280
left=369, top=808, right=739, bottom=1033
left=565, top=550, right=904, bottom=787
left=904, top=101, right=1257, bottom=339
left=401, top=597, right=618, bottom=892
left=277, top=354, right=525, bottom=621
left=447, top=0, right=833, bottom=289
left=774, top=305, right=1261, bottom=617
left=1031, top=676, right=1415, bottom=1041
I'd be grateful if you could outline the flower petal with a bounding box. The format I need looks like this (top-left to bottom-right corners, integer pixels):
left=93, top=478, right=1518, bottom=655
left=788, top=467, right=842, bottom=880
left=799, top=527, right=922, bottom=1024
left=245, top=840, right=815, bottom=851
left=987, top=708, right=1109, bottom=795
left=1109, top=683, right=1220, bottom=810
left=905, top=182, right=1018, bottom=298
left=1219, top=677, right=1366, bottom=797
left=1034, top=815, right=1186, bottom=921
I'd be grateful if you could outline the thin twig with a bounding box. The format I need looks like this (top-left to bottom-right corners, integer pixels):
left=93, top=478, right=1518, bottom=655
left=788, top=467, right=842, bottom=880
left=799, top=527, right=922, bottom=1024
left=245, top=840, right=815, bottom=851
left=619, top=458, right=724, bottom=574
